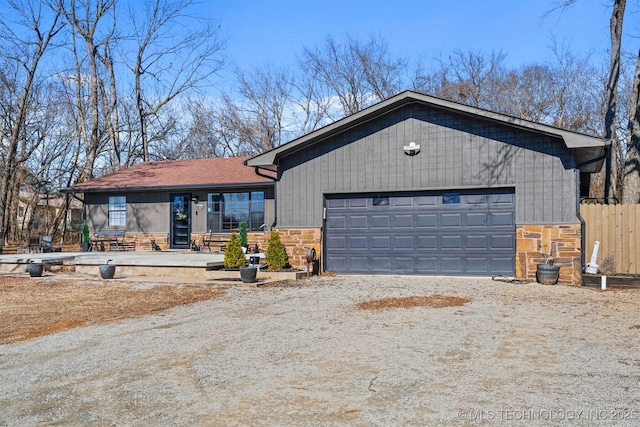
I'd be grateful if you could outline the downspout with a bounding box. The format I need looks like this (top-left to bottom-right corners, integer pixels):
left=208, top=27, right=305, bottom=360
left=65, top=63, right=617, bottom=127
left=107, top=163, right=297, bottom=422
left=575, top=150, right=608, bottom=275
left=253, top=167, right=278, bottom=228
left=575, top=169, right=586, bottom=274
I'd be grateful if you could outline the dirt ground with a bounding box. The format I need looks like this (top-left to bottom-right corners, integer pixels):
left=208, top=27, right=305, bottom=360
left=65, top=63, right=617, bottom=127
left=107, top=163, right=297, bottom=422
left=1, top=274, right=640, bottom=426
left=0, top=275, right=470, bottom=345
left=0, top=275, right=225, bottom=344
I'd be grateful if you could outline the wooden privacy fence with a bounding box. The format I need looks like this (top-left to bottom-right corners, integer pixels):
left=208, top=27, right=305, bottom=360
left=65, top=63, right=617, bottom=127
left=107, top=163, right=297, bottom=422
left=580, top=203, right=640, bottom=274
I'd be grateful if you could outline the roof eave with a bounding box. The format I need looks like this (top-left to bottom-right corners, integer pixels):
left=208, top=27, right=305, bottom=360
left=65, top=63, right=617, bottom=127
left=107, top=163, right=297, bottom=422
left=61, top=180, right=275, bottom=194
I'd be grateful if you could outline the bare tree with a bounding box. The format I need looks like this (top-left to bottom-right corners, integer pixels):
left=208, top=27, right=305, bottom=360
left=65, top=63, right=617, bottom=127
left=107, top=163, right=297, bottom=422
left=300, top=34, right=405, bottom=116
left=0, top=0, right=65, bottom=245
left=604, top=0, right=626, bottom=202
left=622, top=53, right=640, bottom=203
left=125, top=0, right=224, bottom=162
left=63, top=0, right=115, bottom=183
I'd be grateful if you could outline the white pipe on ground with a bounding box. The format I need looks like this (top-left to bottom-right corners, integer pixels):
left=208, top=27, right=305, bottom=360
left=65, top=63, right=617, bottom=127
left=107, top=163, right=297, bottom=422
left=585, top=241, right=600, bottom=274
left=601, top=275, right=607, bottom=290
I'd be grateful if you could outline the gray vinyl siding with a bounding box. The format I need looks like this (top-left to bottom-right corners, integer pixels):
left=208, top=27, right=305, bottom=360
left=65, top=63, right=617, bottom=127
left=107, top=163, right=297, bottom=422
left=85, top=186, right=276, bottom=234
left=277, top=103, right=577, bottom=228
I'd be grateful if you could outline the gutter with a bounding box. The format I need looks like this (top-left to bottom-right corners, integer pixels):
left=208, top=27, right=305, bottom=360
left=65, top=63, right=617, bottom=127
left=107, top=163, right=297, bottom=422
left=253, top=166, right=278, bottom=228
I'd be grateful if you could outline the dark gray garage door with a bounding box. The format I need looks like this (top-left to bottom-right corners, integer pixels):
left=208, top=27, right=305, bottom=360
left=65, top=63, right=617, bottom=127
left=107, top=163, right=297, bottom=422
left=325, top=189, right=515, bottom=275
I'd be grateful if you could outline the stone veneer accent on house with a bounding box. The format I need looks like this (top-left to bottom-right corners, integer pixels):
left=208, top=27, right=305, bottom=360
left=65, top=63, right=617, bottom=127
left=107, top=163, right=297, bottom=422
left=128, top=229, right=322, bottom=270
left=128, top=233, right=169, bottom=251
left=516, top=224, right=582, bottom=285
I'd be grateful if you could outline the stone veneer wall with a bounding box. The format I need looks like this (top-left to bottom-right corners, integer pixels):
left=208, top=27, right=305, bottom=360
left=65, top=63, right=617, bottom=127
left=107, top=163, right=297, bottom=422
left=516, top=224, right=582, bottom=285
left=128, top=233, right=169, bottom=251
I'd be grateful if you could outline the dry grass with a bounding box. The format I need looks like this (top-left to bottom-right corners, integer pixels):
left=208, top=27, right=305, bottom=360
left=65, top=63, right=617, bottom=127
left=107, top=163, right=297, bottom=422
left=0, top=276, right=224, bottom=344
left=357, top=294, right=471, bottom=310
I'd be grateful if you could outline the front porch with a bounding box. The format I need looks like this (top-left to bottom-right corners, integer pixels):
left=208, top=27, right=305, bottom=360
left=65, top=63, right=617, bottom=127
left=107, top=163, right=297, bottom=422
left=0, top=251, right=306, bottom=283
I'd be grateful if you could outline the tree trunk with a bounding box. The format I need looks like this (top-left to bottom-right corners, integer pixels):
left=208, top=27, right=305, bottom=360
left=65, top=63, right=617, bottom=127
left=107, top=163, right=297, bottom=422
left=604, top=0, right=626, bottom=203
left=622, top=51, right=640, bottom=204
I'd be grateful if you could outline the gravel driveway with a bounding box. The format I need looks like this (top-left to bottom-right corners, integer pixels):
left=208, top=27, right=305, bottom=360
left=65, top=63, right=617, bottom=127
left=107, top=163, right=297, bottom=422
left=1, top=276, right=639, bottom=426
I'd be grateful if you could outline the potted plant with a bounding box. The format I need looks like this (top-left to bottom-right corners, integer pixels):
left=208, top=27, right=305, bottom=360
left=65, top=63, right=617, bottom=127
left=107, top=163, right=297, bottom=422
left=99, top=259, right=116, bottom=279
left=27, top=260, right=44, bottom=277
left=225, top=232, right=256, bottom=283
left=265, top=230, right=289, bottom=270
left=536, top=244, right=560, bottom=285
left=239, top=219, right=249, bottom=253
left=81, top=222, right=91, bottom=252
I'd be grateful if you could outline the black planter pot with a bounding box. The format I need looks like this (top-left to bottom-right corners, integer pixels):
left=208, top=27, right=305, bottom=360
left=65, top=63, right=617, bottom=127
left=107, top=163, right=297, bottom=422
left=240, top=266, right=257, bottom=283
left=81, top=242, right=91, bottom=252
left=536, top=263, right=560, bottom=285
left=99, top=264, right=116, bottom=279
left=28, top=262, right=44, bottom=277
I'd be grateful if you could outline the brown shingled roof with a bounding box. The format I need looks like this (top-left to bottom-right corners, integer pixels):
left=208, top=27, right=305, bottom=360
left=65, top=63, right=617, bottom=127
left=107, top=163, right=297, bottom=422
left=63, top=157, right=276, bottom=193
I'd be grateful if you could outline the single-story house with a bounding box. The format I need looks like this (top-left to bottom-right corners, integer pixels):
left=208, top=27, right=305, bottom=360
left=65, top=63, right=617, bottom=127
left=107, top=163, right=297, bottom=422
left=64, top=91, right=606, bottom=284
left=63, top=157, right=276, bottom=251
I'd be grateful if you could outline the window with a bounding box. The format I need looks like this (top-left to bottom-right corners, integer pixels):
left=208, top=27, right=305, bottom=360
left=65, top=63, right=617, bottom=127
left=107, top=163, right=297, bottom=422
left=207, top=191, right=265, bottom=231
left=373, top=196, right=389, bottom=206
left=442, top=193, right=460, bottom=205
left=108, top=196, right=126, bottom=226
left=18, top=206, right=24, bottom=218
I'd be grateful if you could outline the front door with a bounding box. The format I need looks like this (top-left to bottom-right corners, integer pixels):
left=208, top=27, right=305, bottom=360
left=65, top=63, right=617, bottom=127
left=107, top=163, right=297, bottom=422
left=170, top=193, right=191, bottom=249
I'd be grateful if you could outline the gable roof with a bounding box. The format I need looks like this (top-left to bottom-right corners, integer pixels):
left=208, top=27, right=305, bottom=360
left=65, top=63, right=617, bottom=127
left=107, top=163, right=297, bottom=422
left=246, top=90, right=607, bottom=173
left=62, top=157, right=276, bottom=193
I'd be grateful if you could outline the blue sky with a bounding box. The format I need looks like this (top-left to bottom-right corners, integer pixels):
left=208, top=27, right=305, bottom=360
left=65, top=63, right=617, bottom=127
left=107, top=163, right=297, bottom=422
left=209, top=0, right=628, bottom=76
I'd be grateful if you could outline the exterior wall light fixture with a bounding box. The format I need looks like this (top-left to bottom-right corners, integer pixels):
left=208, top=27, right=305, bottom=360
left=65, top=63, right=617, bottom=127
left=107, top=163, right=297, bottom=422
left=403, top=141, right=420, bottom=156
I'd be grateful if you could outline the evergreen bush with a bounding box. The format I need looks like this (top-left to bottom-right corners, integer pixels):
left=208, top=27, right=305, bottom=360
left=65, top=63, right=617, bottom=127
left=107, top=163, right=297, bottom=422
left=239, top=219, right=248, bottom=248
left=265, top=230, right=289, bottom=270
left=81, top=222, right=90, bottom=244
left=224, top=232, right=246, bottom=268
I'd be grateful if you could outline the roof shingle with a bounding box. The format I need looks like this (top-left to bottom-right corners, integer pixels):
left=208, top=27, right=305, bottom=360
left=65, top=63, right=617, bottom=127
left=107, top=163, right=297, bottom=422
left=64, top=157, right=275, bottom=193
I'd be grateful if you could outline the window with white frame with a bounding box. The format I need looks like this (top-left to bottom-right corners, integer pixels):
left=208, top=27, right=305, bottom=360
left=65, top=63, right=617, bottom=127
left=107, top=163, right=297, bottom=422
left=108, top=196, right=126, bottom=226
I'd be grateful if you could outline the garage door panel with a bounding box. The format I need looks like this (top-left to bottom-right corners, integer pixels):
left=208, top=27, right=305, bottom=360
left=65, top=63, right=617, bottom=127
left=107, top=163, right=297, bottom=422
left=416, top=196, right=437, bottom=206
left=371, top=215, right=390, bottom=228
left=466, top=194, right=488, bottom=205
left=371, top=236, right=391, bottom=250
left=440, top=257, right=463, bottom=272
left=371, top=256, right=391, bottom=271
left=394, top=257, right=414, bottom=271
left=348, top=236, right=368, bottom=250
left=491, top=257, right=515, bottom=274
left=394, top=235, right=414, bottom=249
left=467, top=257, right=490, bottom=273
left=441, top=235, right=462, bottom=250
left=325, top=189, right=515, bottom=275
left=348, top=198, right=368, bottom=208
left=491, top=212, right=515, bottom=227
left=441, top=213, right=462, bottom=227
left=416, top=235, right=437, bottom=250
left=416, top=214, right=437, bottom=228
left=466, top=235, right=488, bottom=250
left=491, top=234, right=515, bottom=250
left=349, top=215, right=368, bottom=229
left=326, top=199, right=347, bottom=209
left=416, top=258, right=439, bottom=273
left=394, top=214, right=413, bottom=228
left=326, top=255, right=347, bottom=271
left=466, top=212, right=488, bottom=227
left=326, top=236, right=346, bottom=250
left=326, top=215, right=347, bottom=229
